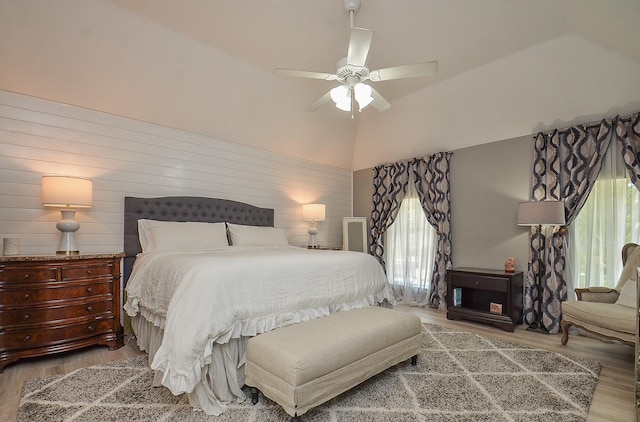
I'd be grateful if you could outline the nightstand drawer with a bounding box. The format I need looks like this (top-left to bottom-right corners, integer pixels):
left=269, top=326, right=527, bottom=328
left=0, top=300, right=113, bottom=326
left=451, top=273, right=507, bottom=292
left=0, top=282, right=112, bottom=305
left=0, top=318, right=115, bottom=351
left=61, top=263, right=114, bottom=281
left=0, top=266, right=57, bottom=283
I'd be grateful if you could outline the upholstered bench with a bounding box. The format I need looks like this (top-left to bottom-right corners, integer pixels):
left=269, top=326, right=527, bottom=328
left=245, top=306, right=422, bottom=421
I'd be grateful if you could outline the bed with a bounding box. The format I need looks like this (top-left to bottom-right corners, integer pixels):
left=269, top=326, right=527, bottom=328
left=122, top=196, right=394, bottom=416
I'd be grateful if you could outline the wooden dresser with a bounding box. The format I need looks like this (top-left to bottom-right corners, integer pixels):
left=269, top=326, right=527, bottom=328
left=0, top=253, right=124, bottom=372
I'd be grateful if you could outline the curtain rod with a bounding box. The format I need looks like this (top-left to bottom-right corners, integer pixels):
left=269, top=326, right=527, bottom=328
left=374, top=152, right=453, bottom=170
left=533, top=114, right=635, bottom=139
left=578, top=116, right=631, bottom=131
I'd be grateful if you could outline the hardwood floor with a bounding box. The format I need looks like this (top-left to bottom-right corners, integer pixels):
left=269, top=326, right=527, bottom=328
left=0, top=338, right=145, bottom=422
left=0, top=306, right=635, bottom=421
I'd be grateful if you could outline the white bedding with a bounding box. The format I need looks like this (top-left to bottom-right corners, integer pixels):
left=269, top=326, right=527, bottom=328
left=124, top=246, right=394, bottom=415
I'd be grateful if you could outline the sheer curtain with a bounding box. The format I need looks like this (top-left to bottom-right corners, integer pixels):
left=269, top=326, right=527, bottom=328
left=384, top=177, right=437, bottom=306
left=566, top=142, right=640, bottom=296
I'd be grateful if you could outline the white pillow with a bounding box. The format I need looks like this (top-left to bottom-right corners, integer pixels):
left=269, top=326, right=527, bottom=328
left=138, top=220, right=228, bottom=253
left=615, top=279, right=637, bottom=308
left=137, top=219, right=158, bottom=252
left=227, top=223, right=289, bottom=247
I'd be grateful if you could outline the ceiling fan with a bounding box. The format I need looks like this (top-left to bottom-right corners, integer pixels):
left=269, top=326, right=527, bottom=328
left=274, top=0, right=438, bottom=117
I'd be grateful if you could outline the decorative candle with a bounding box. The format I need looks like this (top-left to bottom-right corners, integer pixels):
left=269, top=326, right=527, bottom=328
left=3, top=238, right=20, bottom=256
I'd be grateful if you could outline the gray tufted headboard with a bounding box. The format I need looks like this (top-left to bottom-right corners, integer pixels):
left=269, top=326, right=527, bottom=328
left=123, top=196, right=274, bottom=285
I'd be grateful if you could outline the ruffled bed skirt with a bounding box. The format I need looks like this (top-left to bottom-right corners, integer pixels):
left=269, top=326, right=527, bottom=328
left=131, top=315, right=248, bottom=415
left=130, top=298, right=394, bottom=415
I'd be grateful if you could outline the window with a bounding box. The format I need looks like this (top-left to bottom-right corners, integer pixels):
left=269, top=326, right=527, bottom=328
left=384, top=195, right=437, bottom=306
left=567, top=148, right=640, bottom=292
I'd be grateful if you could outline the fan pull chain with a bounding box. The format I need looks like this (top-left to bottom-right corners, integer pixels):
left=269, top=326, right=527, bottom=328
left=351, top=88, right=355, bottom=119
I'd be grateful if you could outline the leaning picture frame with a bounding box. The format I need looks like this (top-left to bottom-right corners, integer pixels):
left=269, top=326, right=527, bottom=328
left=342, top=217, right=368, bottom=253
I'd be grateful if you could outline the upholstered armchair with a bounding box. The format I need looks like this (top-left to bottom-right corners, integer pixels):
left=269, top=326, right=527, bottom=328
left=560, top=243, right=640, bottom=347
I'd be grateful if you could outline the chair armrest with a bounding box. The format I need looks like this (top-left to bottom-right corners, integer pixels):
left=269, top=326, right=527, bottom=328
left=575, top=287, right=619, bottom=303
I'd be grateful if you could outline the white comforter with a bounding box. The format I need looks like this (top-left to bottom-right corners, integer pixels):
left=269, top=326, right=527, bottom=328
left=124, top=246, right=393, bottom=404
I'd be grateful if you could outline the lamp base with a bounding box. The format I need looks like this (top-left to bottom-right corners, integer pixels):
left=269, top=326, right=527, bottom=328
left=56, top=250, right=80, bottom=256
left=307, top=222, right=319, bottom=249
left=55, top=209, right=81, bottom=256
left=307, top=233, right=319, bottom=249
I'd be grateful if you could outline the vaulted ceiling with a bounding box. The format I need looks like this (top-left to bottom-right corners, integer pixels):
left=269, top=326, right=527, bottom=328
left=1, top=0, right=639, bottom=170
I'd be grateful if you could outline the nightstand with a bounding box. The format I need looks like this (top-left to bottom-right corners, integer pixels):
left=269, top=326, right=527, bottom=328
left=446, top=268, right=523, bottom=332
left=0, top=253, right=124, bottom=372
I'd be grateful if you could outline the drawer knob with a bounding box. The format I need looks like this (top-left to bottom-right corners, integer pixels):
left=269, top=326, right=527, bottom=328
left=86, top=306, right=93, bottom=312
left=22, top=293, right=30, bottom=300
left=23, top=274, right=30, bottom=279
left=86, top=270, right=93, bottom=275
left=23, top=335, right=31, bottom=343
left=23, top=314, right=30, bottom=320
left=86, top=287, right=93, bottom=293
left=87, top=325, right=94, bottom=332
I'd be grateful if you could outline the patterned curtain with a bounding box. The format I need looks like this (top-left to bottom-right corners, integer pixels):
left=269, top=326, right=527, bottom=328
left=413, top=153, right=453, bottom=311
left=528, top=122, right=613, bottom=333
left=370, top=161, right=410, bottom=266
left=369, top=153, right=452, bottom=311
left=615, top=113, right=640, bottom=191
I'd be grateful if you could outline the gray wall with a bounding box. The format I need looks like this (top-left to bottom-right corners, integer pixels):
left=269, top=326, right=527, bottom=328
left=353, top=135, right=534, bottom=273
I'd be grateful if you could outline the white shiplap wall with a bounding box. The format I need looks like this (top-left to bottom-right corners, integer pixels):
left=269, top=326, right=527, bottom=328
left=0, top=90, right=352, bottom=256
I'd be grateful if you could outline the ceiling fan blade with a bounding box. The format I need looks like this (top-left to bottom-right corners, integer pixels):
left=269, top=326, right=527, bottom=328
left=369, top=87, right=391, bottom=112
left=369, top=61, right=438, bottom=82
left=347, top=28, right=373, bottom=67
left=274, top=68, right=338, bottom=81
left=305, top=91, right=332, bottom=112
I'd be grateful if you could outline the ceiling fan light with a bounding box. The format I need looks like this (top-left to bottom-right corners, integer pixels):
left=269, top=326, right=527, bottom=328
left=356, top=96, right=373, bottom=111
left=354, top=83, right=373, bottom=110
left=330, top=85, right=351, bottom=111
left=354, top=82, right=371, bottom=97
left=335, top=100, right=351, bottom=112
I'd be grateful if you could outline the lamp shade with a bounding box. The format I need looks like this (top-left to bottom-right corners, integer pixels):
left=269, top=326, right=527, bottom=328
left=42, top=176, right=93, bottom=208
left=517, top=200, right=565, bottom=226
left=302, top=203, right=326, bottom=222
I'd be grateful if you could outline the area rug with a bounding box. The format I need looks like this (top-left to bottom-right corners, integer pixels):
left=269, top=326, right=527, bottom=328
left=18, top=323, right=601, bottom=422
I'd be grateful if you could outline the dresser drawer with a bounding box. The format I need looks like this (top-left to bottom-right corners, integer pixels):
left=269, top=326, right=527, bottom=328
left=61, top=262, right=114, bottom=281
left=450, top=273, right=508, bottom=292
left=0, top=299, right=113, bottom=326
left=0, top=281, right=112, bottom=305
left=0, top=266, right=57, bottom=283
left=0, top=318, right=115, bottom=351
left=0, top=253, right=124, bottom=371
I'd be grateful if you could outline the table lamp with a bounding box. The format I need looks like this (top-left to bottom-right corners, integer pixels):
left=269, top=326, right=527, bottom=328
left=42, top=176, right=93, bottom=255
left=302, top=204, right=326, bottom=249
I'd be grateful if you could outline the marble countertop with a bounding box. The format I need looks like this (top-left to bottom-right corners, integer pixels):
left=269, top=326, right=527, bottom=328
left=0, top=253, right=124, bottom=262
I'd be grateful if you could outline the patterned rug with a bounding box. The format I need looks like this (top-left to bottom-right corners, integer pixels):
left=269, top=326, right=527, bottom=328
left=18, top=323, right=601, bottom=422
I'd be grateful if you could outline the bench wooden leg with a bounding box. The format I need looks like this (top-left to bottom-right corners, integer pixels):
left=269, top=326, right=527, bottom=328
left=249, top=387, right=260, bottom=405
left=411, top=354, right=418, bottom=366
